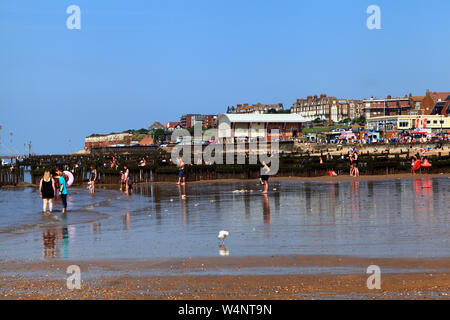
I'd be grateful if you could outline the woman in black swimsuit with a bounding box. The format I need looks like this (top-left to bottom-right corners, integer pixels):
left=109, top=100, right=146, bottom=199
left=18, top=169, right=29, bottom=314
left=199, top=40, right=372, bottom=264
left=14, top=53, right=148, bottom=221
left=39, top=170, right=56, bottom=215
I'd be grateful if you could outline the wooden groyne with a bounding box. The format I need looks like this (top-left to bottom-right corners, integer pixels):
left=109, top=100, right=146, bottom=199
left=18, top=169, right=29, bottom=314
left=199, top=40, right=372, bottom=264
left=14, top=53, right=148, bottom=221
left=24, top=150, right=450, bottom=185
left=0, top=168, right=24, bottom=187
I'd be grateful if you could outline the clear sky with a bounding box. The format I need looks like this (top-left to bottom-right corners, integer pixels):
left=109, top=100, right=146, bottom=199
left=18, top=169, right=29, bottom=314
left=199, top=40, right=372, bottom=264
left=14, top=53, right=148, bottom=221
left=1, top=0, right=449, bottom=154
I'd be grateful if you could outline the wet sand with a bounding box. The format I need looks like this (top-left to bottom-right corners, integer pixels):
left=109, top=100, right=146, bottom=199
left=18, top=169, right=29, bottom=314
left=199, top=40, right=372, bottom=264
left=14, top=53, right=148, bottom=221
left=1, top=176, right=449, bottom=299
left=1, top=255, right=449, bottom=299
left=106, top=173, right=450, bottom=187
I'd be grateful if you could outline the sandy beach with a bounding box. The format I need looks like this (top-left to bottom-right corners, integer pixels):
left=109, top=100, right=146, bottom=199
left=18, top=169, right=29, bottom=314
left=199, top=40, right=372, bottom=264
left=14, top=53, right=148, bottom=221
left=1, top=176, right=449, bottom=300
left=1, top=255, right=449, bottom=299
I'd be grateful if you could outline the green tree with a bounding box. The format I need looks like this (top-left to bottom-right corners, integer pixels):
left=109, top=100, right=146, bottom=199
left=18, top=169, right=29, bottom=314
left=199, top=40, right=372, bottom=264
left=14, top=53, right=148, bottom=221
left=152, top=128, right=166, bottom=143
left=353, top=115, right=366, bottom=126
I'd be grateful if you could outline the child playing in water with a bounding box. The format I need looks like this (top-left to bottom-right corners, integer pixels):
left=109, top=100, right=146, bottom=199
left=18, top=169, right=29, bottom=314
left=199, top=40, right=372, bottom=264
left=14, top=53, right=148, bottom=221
left=120, top=171, right=125, bottom=192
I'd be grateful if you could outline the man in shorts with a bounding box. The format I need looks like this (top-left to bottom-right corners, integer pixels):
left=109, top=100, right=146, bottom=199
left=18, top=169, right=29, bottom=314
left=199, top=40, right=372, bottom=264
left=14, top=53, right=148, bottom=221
left=176, top=157, right=185, bottom=185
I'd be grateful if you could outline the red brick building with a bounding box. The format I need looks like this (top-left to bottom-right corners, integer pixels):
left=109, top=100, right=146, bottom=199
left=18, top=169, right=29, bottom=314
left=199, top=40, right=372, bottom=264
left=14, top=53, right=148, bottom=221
left=180, top=114, right=217, bottom=128
left=428, top=91, right=450, bottom=116
left=363, top=95, right=411, bottom=118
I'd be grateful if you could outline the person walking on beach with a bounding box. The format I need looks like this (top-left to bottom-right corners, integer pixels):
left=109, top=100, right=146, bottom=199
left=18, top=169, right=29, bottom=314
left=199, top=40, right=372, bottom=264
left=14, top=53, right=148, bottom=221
left=176, top=157, right=185, bottom=185
left=39, top=170, right=56, bottom=215
left=123, top=165, right=130, bottom=193
left=56, top=167, right=68, bottom=213
left=261, top=161, right=270, bottom=194
left=89, top=165, right=97, bottom=194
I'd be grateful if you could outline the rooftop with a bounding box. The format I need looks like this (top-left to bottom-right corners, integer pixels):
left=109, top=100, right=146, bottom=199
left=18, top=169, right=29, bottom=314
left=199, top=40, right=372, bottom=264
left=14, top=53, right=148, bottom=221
left=218, top=113, right=307, bottom=123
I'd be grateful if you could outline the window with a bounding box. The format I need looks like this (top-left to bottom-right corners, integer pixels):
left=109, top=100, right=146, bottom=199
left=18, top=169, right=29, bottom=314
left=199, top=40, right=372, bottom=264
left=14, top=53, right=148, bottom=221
left=433, top=120, right=437, bottom=124
left=399, top=121, right=409, bottom=128
left=427, top=120, right=431, bottom=124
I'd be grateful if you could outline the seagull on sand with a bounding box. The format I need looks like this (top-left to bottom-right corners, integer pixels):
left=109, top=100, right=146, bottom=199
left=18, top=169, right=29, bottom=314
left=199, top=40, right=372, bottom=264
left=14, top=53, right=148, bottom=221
left=218, top=230, right=229, bottom=243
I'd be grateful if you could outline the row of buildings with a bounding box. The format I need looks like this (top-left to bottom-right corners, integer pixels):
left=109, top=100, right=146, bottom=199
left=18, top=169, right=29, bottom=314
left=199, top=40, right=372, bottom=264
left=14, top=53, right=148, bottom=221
left=290, top=91, right=450, bottom=123
left=226, top=103, right=284, bottom=114
left=83, top=90, right=450, bottom=150
left=224, top=91, right=450, bottom=123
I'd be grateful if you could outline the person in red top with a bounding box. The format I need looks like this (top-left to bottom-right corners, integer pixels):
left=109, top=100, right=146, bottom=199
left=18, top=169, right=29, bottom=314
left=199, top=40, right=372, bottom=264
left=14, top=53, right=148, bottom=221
left=411, top=156, right=421, bottom=175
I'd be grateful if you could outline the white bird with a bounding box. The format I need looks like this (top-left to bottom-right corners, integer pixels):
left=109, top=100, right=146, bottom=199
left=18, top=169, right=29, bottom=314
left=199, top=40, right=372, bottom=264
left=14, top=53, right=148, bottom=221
left=218, top=230, right=229, bottom=243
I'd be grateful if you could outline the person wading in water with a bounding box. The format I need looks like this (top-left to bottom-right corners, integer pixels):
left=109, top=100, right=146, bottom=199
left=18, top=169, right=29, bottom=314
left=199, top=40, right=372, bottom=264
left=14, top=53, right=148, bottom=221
left=56, top=167, right=68, bottom=214
left=39, top=170, right=56, bottom=215
left=261, top=161, right=270, bottom=194
left=89, top=165, right=97, bottom=194
left=176, top=157, right=185, bottom=185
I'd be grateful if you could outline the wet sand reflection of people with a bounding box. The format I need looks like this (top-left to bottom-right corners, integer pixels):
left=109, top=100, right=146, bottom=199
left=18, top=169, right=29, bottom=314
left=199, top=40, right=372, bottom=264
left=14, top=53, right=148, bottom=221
left=273, top=186, right=280, bottom=215
left=262, top=193, right=271, bottom=229
left=304, top=182, right=312, bottom=215
left=42, top=229, right=57, bottom=259
left=93, top=222, right=101, bottom=234
left=123, top=212, right=131, bottom=230
left=414, top=178, right=435, bottom=222
left=41, top=225, right=69, bottom=259
left=153, top=185, right=162, bottom=222
left=177, top=183, right=187, bottom=226
left=350, top=181, right=360, bottom=217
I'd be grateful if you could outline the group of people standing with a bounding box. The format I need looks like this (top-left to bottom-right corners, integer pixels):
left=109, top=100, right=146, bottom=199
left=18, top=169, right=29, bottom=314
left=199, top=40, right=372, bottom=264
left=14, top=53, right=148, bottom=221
left=410, top=155, right=432, bottom=174
left=120, top=165, right=133, bottom=193
left=39, top=167, right=69, bottom=215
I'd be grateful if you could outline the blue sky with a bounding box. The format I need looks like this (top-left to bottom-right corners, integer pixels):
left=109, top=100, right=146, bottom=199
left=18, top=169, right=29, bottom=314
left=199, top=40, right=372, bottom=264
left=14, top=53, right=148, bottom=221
left=1, top=0, right=449, bottom=154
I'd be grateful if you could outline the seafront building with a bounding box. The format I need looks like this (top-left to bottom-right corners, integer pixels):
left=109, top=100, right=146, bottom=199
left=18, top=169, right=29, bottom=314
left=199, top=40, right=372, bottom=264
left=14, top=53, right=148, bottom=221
left=366, top=114, right=450, bottom=133
left=289, top=94, right=364, bottom=123
left=217, top=113, right=306, bottom=142
left=82, top=90, right=450, bottom=152
left=289, top=91, right=450, bottom=124
left=363, top=91, right=450, bottom=118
